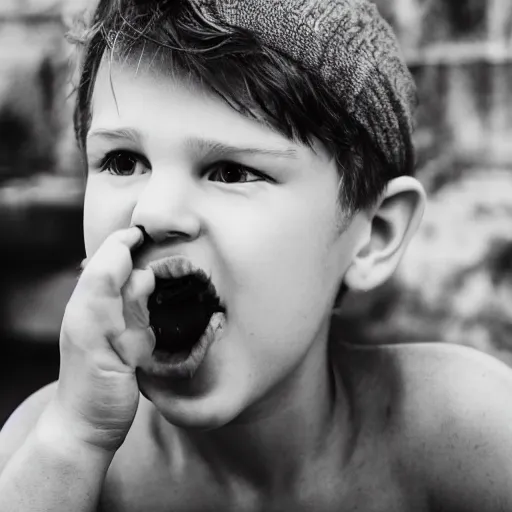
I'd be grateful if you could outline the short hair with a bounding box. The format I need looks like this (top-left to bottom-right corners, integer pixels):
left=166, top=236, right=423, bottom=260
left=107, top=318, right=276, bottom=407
left=71, top=0, right=415, bottom=213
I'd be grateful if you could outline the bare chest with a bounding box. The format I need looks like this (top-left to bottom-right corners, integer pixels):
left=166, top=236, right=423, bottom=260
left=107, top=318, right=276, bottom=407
left=99, top=449, right=427, bottom=512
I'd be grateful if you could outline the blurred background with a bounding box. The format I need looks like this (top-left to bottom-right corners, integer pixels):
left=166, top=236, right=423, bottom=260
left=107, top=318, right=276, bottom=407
left=1, top=0, right=512, bottom=427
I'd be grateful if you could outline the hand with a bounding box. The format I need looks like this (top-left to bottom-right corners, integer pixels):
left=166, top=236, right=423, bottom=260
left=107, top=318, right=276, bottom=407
left=52, top=227, right=155, bottom=453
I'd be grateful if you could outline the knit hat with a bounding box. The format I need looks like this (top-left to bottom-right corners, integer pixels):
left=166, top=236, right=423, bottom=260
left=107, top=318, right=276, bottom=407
left=191, top=0, right=416, bottom=174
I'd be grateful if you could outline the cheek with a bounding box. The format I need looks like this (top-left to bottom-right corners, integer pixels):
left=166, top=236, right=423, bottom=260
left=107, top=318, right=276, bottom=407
left=83, top=177, right=136, bottom=256
left=216, top=190, right=343, bottom=338
left=209, top=197, right=343, bottom=391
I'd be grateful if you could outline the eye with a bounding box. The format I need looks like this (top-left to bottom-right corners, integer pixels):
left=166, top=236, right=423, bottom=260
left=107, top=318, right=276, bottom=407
left=207, top=162, right=268, bottom=184
left=100, top=150, right=149, bottom=176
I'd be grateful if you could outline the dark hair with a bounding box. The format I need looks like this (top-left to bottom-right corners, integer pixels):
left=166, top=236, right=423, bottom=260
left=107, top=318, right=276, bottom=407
left=71, top=0, right=412, bottom=212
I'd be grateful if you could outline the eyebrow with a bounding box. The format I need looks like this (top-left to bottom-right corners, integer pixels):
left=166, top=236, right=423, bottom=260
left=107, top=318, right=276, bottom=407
left=87, top=128, right=142, bottom=145
left=87, top=128, right=299, bottom=159
left=184, top=137, right=299, bottom=159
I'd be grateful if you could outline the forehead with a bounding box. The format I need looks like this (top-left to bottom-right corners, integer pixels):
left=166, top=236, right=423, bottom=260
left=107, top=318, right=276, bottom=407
left=88, top=54, right=331, bottom=165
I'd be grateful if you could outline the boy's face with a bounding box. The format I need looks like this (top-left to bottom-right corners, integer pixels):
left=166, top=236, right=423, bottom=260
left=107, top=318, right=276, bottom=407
left=84, top=56, right=363, bottom=428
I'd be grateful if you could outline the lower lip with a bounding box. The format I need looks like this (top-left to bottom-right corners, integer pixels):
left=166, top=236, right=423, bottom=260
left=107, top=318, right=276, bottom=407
left=145, top=312, right=225, bottom=380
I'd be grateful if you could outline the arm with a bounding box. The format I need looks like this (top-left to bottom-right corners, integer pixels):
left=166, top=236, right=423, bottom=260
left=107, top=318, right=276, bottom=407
left=0, top=227, right=155, bottom=511
left=0, top=396, right=113, bottom=512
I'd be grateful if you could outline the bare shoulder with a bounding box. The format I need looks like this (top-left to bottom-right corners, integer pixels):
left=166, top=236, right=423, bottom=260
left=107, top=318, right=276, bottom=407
left=380, top=342, right=512, bottom=511
left=0, top=381, right=57, bottom=472
left=382, top=341, right=512, bottom=402
left=384, top=341, right=512, bottom=426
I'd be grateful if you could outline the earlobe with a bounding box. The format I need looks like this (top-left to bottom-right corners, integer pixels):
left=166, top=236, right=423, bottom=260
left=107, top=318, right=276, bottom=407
left=344, top=176, right=426, bottom=292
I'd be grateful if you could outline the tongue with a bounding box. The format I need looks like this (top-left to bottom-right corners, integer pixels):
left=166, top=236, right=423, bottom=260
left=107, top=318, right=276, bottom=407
left=147, top=276, right=222, bottom=353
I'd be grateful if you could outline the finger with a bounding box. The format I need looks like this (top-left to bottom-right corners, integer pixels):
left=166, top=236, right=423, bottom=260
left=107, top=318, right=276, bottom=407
left=110, top=268, right=156, bottom=367
left=80, top=226, right=143, bottom=271
left=122, top=268, right=155, bottom=330
left=79, top=227, right=144, bottom=295
left=111, top=327, right=155, bottom=368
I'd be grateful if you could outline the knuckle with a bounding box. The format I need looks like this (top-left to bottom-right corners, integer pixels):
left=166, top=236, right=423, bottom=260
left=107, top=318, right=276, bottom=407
left=122, top=279, right=136, bottom=300
left=107, top=228, right=135, bottom=248
left=81, top=266, right=119, bottom=294
left=122, top=272, right=146, bottom=302
left=108, top=229, right=126, bottom=243
left=78, top=233, right=136, bottom=295
left=88, top=348, right=118, bottom=372
left=105, top=321, right=125, bottom=341
left=62, top=295, right=124, bottom=339
left=127, top=269, right=155, bottom=298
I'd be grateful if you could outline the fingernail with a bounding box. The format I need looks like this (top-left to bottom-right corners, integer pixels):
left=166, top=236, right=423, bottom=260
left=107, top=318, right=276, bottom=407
left=136, top=225, right=150, bottom=243
left=134, top=225, right=151, bottom=248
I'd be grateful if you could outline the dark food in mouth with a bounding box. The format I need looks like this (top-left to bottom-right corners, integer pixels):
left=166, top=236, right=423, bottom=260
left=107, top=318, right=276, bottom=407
left=147, top=273, right=224, bottom=355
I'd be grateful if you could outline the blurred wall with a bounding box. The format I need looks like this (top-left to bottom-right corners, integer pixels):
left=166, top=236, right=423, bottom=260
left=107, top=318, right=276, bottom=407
left=0, top=3, right=84, bottom=339
left=341, top=0, right=512, bottom=366
left=0, top=0, right=86, bottom=424
left=0, top=0, right=512, bottom=421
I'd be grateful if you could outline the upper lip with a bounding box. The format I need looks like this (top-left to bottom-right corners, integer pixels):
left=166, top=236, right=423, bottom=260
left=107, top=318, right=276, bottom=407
left=147, top=254, right=209, bottom=282
left=134, top=246, right=208, bottom=278
left=139, top=253, right=225, bottom=310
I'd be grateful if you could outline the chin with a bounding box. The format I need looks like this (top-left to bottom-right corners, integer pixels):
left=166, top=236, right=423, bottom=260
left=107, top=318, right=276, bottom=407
left=137, top=370, right=248, bottom=431
left=160, top=408, right=236, bottom=431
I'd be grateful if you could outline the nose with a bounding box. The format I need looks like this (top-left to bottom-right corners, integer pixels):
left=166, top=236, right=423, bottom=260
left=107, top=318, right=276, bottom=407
left=130, top=170, right=201, bottom=244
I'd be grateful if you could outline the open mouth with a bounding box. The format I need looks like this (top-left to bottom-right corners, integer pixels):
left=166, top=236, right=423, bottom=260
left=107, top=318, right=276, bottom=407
left=147, top=270, right=225, bottom=360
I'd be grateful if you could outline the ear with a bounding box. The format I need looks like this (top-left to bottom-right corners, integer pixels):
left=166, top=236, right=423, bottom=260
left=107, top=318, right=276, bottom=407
left=344, top=176, right=426, bottom=292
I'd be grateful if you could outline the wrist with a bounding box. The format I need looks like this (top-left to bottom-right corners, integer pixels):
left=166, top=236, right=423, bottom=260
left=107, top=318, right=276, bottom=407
left=34, top=401, right=116, bottom=470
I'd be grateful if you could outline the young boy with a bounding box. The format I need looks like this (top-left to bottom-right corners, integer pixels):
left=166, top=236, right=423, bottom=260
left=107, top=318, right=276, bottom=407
left=1, top=0, right=512, bottom=510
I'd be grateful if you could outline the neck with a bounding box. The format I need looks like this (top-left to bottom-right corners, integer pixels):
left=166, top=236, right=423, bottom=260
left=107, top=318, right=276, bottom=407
left=182, top=322, right=353, bottom=491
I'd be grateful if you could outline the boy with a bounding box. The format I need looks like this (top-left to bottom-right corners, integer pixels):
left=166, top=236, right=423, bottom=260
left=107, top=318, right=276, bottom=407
left=1, top=0, right=512, bottom=510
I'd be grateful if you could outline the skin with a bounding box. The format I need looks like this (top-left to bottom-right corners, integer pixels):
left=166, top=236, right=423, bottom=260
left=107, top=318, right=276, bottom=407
left=82, top=57, right=424, bottom=509
left=1, top=54, right=512, bottom=512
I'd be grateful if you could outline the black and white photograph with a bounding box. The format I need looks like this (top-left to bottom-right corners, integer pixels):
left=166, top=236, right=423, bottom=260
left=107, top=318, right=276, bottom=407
left=0, top=1, right=512, bottom=510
